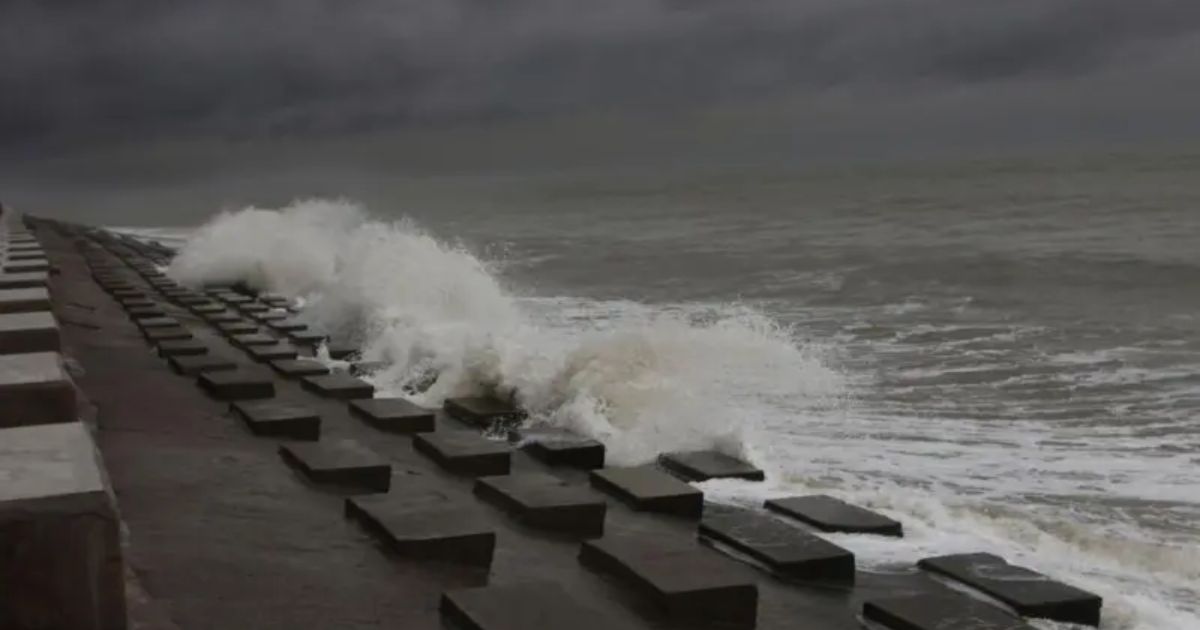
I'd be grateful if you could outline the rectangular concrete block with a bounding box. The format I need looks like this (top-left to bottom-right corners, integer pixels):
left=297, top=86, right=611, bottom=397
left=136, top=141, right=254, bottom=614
left=235, top=301, right=269, bottom=314
left=346, top=495, right=495, bottom=566
left=700, top=506, right=855, bottom=582
left=215, top=321, right=259, bottom=336
left=126, top=306, right=166, bottom=320
left=300, top=373, right=374, bottom=399
left=659, top=450, right=764, bottom=482
left=135, top=316, right=180, bottom=330
left=287, top=330, right=327, bottom=346
left=444, top=396, right=526, bottom=430
left=279, top=440, right=391, bottom=491
left=0, top=288, right=51, bottom=314
left=4, top=259, right=50, bottom=274
left=142, top=327, right=192, bottom=342
left=0, top=311, right=60, bottom=354
left=474, top=473, right=607, bottom=536
left=246, top=342, right=299, bottom=362
left=589, top=466, right=703, bottom=518
left=233, top=401, right=321, bottom=440
left=197, top=370, right=275, bottom=400
left=579, top=534, right=757, bottom=628
left=518, top=428, right=606, bottom=469
left=441, top=583, right=623, bottom=630
left=863, top=594, right=1034, bottom=630
left=765, top=495, right=903, bottom=537
left=348, top=398, right=434, bottom=433
left=0, top=352, right=76, bottom=427
left=202, top=311, right=242, bottom=324
left=918, top=553, right=1102, bottom=626
left=0, top=422, right=126, bottom=630
left=168, top=354, right=237, bottom=376
left=414, top=431, right=511, bottom=476
left=155, top=339, right=210, bottom=358
left=269, top=358, right=330, bottom=378
left=0, top=272, right=48, bottom=290
left=230, top=333, right=280, bottom=349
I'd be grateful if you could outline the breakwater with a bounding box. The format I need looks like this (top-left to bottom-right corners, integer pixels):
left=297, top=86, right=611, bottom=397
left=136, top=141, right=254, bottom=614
left=0, top=213, right=1103, bottom=630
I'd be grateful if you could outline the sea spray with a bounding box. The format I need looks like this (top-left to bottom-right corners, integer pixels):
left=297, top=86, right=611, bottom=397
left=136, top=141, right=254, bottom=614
left=167, top=199, right=840, bottom=465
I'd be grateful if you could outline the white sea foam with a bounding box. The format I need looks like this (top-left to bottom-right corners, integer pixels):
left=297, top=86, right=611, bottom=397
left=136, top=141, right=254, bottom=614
left=165, top=199, right=1199, bottom=630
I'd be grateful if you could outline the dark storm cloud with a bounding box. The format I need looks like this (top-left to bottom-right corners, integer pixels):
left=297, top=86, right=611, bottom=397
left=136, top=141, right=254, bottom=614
left=2, top=0, right=1200, bottom=148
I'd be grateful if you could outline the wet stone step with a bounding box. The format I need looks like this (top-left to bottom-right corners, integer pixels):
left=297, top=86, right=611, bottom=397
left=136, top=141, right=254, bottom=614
left=441, top=583, right=624, bottom=630
left=345, top=496, right=495, bottom=567
left=118, top=297, right=156, bottom=309
left=169, top=353, right=236, bottom=375
left=349, top=398, right=435, bottom=433
left=216, top=293, right=252, bottom=305
left=143, top=327, right=193, bottom=342
left=863, top=594, right=1034, bottom=630
left=230, top=333, right=280, bottom=349
left=659, top=450, right=764, bottom=482
left=250, top=310, right=289, bottom=322
left=279, top=440, right=391, bottom=492
left=235, top=302, right=270, bottom=314
left=135, top=316, right=180, bottom=330
left=579, top=534, right=758, bottom=628
left=216, top=321, right=260, bottom=336
left=270, top=358, right=330, bottom=378
left=300, top=373, right=374, bottom=399
left=589, top=466, right=703, bottom=518
left=700, top=506, right=855, bottom=583
left=245, top=342, right=299, bottom=362
left=414, top=431, right=511, bottom=476
left=155, top=339, right=210, bottom=357
left=189, top=302, right=226, bottom=314
left=288, top=330, right=327, bottom=347
left=233, top=400, right=321, bottom=440
left=918, top=553, right=1102, bottom=626
left=197, top=369, right=275, bottom=400
left=444, top=396, right=526, bottom=430
left=518, top=428, right=606, bottom=469
left=764, top=495, right=903, bottom=537
left=126, top=306, right=167, bottom=320
left=474, top=473, right=607, bottom=536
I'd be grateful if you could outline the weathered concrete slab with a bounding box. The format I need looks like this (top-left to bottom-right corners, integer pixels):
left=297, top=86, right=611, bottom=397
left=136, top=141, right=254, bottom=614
left=233, top=400, right=321, bottom=440
left=236, top=301, right=270, bottom=314
left=216, top=293, right=252, bottom=305
left=700, top=506, right=855, bottom=582
left=135, top=316, right=180, bottom=329
left=475, top=473, right=607, bottom=536
left=215, top=321, right=260, bottom=336
left=300, top=373, right=374, bottom=399
left=0, top=271, right=48, bottom=289
left=168, top=354, right=237, bottom=376
left=346, top=496, right=495, bottom=566
left=918, top=553, right=1102, bottom=626
left=0, top=422, right=126, bottom=630
left=444, top=396, right=526, bottom=429
left=519, top=428, right=606, bottom=469
left=287, top=330, right=327, bottom=346
left=579, top=534, right=757, bottom=628
left=8, top=251, right=46, bottom=261
left=250, top=310, right=289, bottom=322
left=197, top=370, right=275, bottom=400
left=269, top=358, right=330, bottom=378
left=863, top=594, right=1034, bottom=630
left=441, top=583, right=623, bottom=630
left=202, top=310, right=243, bottom=324
left=174, top=295, right=211, bottom=306
left=0, top=287, right=51, bottom=313
left=155, top=339, right=210, bottom=357
left=0, top=311, right=60, bottom=354
left=117, top=296, right=155, bottom=309
left=143, top=326, right=193, bottom=342
left=189, top=302, right=226, bottom=314
left=589, top=466, right=703, bottom=518
left=414, top=431, right=511, bottom=476
left=126, top=305, right=167, bottom=320
left=765, top=495, right=903, bottom=537
left=0, top=352, right=76, bottom=426
left=230, top=333, right=282, bottom=349
left=4, top=259, right=51, bottom=273
left=246, top=342, right=299, bottom=362
left=109, top=288, right=145, bottom=299
left=349, top=397, right=435, bottom=433
left=279, top=440, right=391, bottom=491
left=326, top=342, right=359, bottom=360
left=659, top=450, right=764, bottom=482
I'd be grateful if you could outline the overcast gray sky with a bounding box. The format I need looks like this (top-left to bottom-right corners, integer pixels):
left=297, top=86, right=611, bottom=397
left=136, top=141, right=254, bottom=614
left=2, top=0, right=1200, bottom=218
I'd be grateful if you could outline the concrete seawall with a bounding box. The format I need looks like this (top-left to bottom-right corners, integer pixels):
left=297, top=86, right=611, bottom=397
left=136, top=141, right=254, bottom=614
left=1, top=213, right=1104, bottom=630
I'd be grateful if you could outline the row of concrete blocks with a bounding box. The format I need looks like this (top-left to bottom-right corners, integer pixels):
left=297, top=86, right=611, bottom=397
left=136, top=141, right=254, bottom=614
left=0, top=220, right=126, bottom=630
left=83, top=225, right=1104, bottom=630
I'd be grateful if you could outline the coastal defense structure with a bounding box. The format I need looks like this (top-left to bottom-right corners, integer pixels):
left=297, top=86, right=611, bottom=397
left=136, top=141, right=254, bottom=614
left=0, top=212, right=1102, bottom=630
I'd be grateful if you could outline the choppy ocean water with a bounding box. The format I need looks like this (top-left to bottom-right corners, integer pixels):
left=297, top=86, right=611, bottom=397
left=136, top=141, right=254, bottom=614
left=124, top=151, right=1200, bottom=629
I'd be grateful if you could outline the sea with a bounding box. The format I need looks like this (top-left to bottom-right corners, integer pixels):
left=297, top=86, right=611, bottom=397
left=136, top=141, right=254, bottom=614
left=122, top=150, right=1200, bottom=629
